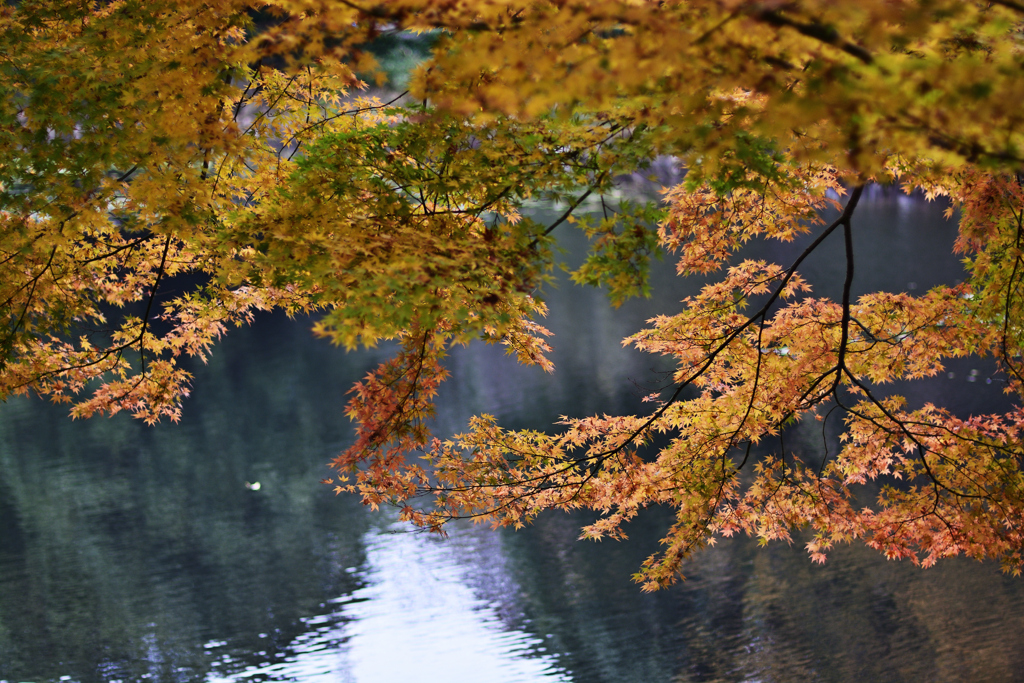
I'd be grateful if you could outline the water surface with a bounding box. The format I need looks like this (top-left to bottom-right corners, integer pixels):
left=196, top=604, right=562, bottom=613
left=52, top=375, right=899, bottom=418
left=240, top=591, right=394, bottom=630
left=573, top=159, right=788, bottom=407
left=2, top=192, right=1023, bottom=682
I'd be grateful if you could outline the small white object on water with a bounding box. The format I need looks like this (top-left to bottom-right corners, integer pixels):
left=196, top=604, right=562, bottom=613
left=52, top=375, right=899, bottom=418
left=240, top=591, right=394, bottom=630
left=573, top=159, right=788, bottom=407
left=245, top=481, right=261, bottom=491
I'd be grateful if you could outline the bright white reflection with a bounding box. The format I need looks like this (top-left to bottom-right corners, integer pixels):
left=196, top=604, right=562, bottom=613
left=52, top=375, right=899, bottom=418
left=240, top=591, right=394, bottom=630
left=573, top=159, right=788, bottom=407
left=209, top=523, right=571, bottom=683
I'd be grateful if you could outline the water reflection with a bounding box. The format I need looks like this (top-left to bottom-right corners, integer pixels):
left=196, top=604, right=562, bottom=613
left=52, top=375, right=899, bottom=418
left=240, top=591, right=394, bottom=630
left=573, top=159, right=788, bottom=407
left=0, top=321, right=376, bottom=682
left=347, top=526, right=565, bottom=682
left=1, top=192, right=1024, bottom=682
left=204, top=523, right=567, bottom=683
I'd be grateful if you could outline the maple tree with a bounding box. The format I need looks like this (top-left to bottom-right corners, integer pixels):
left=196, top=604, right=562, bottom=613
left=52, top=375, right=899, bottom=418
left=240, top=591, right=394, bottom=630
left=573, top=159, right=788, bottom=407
left=7, top=0, right=1024, bottom=589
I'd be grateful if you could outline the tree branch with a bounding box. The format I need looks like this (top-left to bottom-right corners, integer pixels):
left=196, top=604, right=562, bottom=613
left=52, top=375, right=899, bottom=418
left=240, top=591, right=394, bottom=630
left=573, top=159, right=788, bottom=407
left=542, top=177, right=604, bottom=238
left=991, top=0, right=1024, bottom=14
left=756, top=10, right=873, bottom=65
left=831, top=184, right=864, bottom=392
left=138, top=235, right=173, bottom=374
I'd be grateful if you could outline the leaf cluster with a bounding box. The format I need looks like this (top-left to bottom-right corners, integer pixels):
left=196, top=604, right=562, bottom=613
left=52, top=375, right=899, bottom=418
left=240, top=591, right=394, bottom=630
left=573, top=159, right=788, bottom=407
left=9, top=0, right=1024, bottom=588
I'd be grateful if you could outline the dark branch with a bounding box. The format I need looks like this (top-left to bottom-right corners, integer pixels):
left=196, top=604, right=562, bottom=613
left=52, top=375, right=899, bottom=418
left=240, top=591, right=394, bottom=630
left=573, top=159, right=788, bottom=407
left=831, top=184, right=864, bottom=392
left=138, top=235, right=173, bottom=374
left=991, top=0, right=1024, bottom=14
left=756, top=10, right=873, bottom=65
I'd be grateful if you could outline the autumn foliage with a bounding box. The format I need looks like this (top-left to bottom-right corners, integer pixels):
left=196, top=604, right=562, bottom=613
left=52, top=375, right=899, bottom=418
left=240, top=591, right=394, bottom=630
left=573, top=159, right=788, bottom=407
left=6, top=0, right=1024, bottom=588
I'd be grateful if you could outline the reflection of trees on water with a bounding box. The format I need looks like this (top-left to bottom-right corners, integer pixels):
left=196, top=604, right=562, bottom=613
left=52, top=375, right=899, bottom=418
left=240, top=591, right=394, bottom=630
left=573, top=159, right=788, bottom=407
left=0, top=317, right=379, bottom=681
left=489, top=510, right=1024, bottom=683
left=444, top=195, right=1024, bottom=683
left=2, top=195, right=1024, bottom=682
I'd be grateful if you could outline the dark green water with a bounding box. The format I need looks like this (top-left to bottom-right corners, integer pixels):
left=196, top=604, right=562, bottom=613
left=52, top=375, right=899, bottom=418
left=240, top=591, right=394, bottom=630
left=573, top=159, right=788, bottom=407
left=2, top=191, right=1024, bottom=682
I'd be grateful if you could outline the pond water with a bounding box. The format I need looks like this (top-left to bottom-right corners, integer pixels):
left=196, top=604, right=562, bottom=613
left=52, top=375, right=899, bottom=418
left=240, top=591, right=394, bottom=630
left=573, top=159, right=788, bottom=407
left=3, top=191, right=1024, bottom=682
